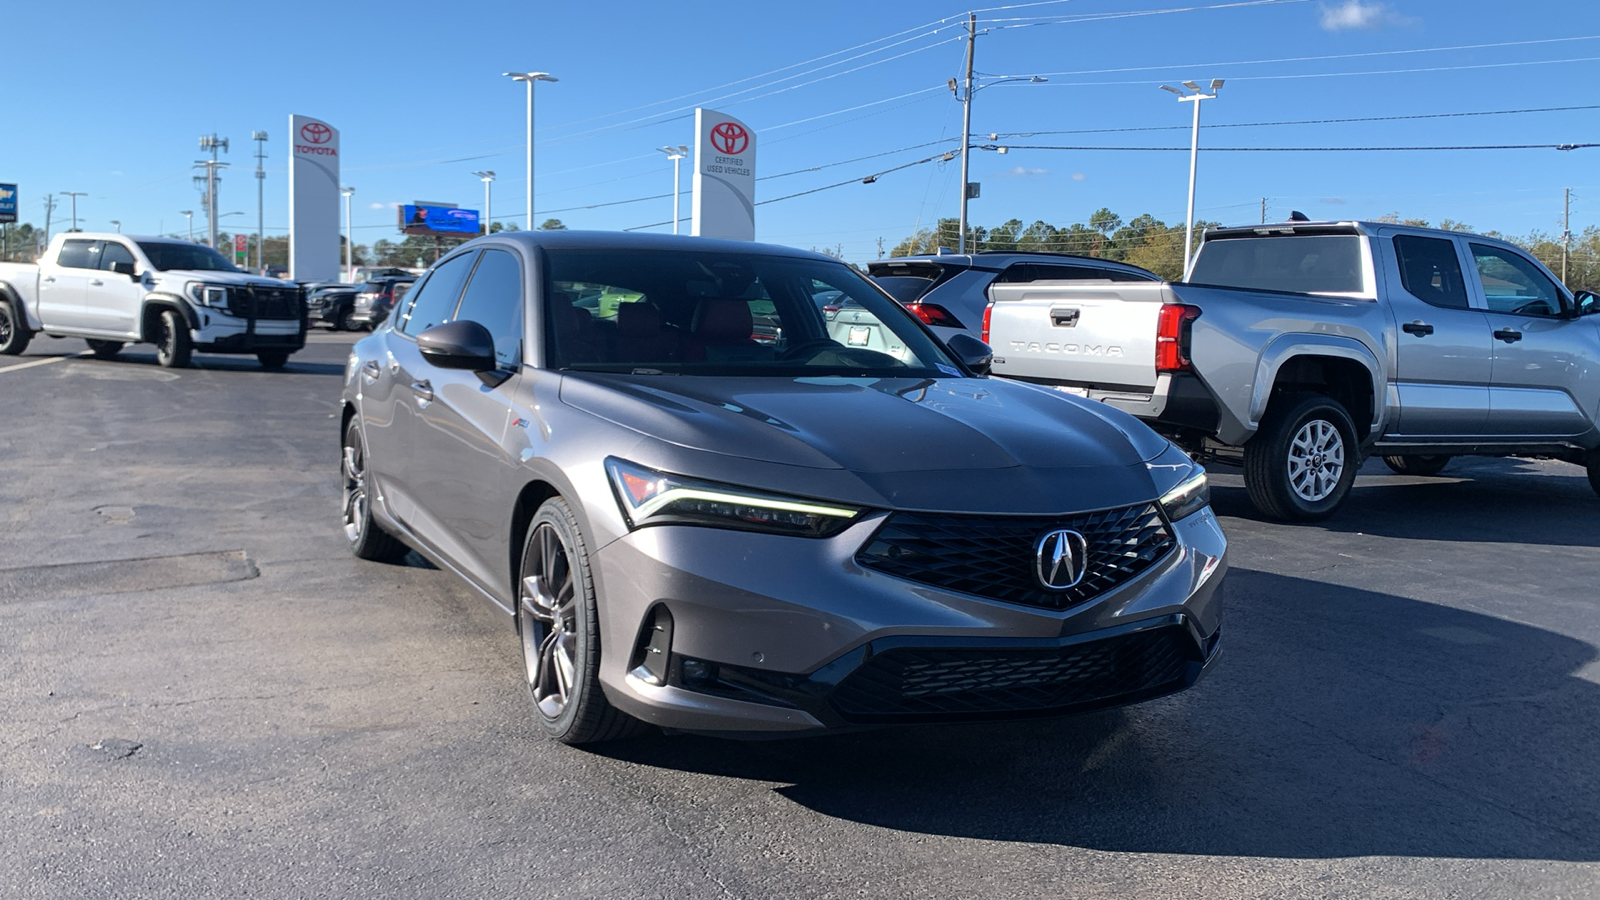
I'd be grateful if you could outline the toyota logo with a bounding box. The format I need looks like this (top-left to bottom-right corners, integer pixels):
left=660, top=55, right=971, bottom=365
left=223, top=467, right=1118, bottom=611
left=1034, top=529, right=1089, bottom=591
left=300, top=123, right=332, bottom=145
left=709, top=121, right=749, bottom=155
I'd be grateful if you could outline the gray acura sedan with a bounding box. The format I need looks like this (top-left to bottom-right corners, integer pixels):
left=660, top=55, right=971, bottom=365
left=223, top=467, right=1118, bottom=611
left=340, top=231, right=1226, bottom=744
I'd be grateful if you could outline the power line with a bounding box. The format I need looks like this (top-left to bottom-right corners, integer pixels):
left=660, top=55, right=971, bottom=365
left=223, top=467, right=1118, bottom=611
left=996, top=142, right=1599, bottom=152
left=988, top=104, right=1600, bottom=138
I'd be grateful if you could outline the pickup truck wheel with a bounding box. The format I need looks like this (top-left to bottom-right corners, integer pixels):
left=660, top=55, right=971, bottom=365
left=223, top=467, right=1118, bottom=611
left=337, top=306, right=359, bottom=332
left=153, top=309, right=192, bottom=368
left=256, top=350, right=291, bottom=370
left=1244, top=394, right=1359, bottom=522
left=342, top=420, right=409, bottom=563
left=1382, top=454, right=1451, bottom=477
left=0, top=298, right=31, bottom=355
left=85, top=339, right=124, bottom=360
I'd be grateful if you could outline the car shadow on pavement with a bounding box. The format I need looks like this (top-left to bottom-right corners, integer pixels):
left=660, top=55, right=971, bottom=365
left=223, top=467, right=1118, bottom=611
left=597, top=568, right=1600, bottom=860
left=102, top=349, right=348, bottom=376
left=1207, top=456, right=1600, bottom=546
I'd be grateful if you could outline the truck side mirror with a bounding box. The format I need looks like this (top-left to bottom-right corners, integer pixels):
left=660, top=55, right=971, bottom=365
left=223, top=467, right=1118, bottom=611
left=109, top=261, right=136, bottom=279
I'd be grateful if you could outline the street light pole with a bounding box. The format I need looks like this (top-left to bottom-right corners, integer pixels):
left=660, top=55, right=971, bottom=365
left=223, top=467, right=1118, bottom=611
left=503, top=71, right=558, bottom=230
left=1161, top=79, right=1223, bottom=277
left=181, top=210, right=193, bottom=242
left=59, top=192, right=86, bottom=232
left=253, top=131, right=268, bottom=272
left=110, top=220, right=120, bottom=233
left=342, top=187, right=355, bottom=281
left=658, top=146, right=687, bottom=234
left=472, top=171, right=496, bottom=234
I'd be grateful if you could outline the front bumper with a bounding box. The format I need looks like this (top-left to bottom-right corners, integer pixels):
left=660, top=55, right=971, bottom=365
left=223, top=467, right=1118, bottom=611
left=191, top=307, right=307, bottom=354
left=591, top=505, right=1227, bottom=735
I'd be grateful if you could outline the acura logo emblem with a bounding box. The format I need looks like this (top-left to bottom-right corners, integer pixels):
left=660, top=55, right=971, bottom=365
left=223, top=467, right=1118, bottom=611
left=1034, top=529, right=1088, bottom=590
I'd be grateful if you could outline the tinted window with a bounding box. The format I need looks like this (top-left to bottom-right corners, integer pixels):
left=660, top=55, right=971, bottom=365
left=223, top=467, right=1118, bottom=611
left=1471, top=244, right=1566, bottom=317
left=135, top=242, right=238, bottom=272
left=100, top=242, right=136, bottom=271
left=1393, top=235, right=1468, bottom=309
left=396, top=252, right=477, bottom=336
left=872, top=276, right=934, bottom=304
left=452, top=249, right=524, bottom=368
left=56, top=240, right=97, bottom=269
left=1190, top=235, right=1365, bottom=294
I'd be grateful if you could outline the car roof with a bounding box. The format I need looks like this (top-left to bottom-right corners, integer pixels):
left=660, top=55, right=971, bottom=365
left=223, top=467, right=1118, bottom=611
left=869, top=251, right=1156, bottom=276
left=454, top=229, right=834, bottom=261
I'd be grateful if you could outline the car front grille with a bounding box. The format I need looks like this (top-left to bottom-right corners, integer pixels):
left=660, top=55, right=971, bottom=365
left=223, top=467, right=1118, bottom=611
left=228, top=287, right=303, bottom=320
left=828, top=625, right=1198, bottom=722
left=855, top=504, right=1175, bottom=610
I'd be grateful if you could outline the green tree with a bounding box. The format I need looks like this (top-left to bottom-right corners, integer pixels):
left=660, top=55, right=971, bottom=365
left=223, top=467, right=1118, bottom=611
left=1089, top=207, right=1122, bottom=236
left=538, top=218, right=567, bottom=231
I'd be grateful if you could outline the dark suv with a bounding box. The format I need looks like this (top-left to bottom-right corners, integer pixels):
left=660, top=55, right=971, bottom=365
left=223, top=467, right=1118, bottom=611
left=349, top=276, right=418, bottom=329
left=867, top=252, right=1159, bottom=344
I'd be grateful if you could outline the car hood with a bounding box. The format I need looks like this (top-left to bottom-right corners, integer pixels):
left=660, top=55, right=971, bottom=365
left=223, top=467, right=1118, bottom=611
left=149, top=270, right=296, bottom=291
left=560, top=373, right=1160, bottom=473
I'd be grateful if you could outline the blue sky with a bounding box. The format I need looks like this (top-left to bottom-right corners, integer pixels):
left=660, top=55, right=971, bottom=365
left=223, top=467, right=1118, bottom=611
left=5, top=0, right=1597, bottom=262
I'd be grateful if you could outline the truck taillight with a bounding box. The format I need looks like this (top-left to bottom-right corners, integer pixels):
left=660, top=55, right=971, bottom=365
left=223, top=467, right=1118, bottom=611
left=905, top=303, right=964, bottom=329
left=1156, top=304, right=1201, bottom=373
left=981, top=302, right=993, bottom=344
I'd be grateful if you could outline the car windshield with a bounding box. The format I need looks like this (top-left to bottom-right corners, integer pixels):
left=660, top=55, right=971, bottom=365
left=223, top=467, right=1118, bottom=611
left=545, top=249, right=961, bottom=378
left=135, top=242, right=239, bottom=272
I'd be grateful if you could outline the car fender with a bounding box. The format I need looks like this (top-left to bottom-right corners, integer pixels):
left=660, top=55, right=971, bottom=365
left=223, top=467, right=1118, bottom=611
left=0, top=282, right=40, bottom=331
left=1241, top=333, right=1385, bottom=441
left=139, top=293, right=199, bottom=338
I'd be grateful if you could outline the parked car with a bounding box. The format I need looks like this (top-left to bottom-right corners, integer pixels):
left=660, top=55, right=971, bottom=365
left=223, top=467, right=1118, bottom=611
left=305, top=283, right=362, bottom=330
left=348, top=276, right=417, bottom=329
left=984, top=219, right=1600, bottom=520
left=339, top=230, right=1226, bottom=744
left=348, top=265, right=414, bottom=284
left=0, top=233, right=306, bottom=369
left=867, top=252, right=1160, bottom=343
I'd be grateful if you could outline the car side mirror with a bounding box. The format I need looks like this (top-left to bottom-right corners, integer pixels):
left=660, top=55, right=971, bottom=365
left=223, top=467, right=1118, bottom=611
left=109, top=261, right=136, bottom=279
left=418, top=320, right=497, bottom=372
left=1574, top=290, right=1599, bottom=317
left=944, top=332, right=993, bottom=377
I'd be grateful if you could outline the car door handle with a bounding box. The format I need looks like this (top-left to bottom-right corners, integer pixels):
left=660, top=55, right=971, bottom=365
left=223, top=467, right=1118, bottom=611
left=410, top=380, right=434, bottom=404
left=89, top=279, right=104, bottom=286
left=1402, top=320, right=1434, bottom=337
left=42, top=276, right=55, bottom=284
left=360, top=360, right=380, bottom=383
left=1493, top=328, right=1523, bottom=344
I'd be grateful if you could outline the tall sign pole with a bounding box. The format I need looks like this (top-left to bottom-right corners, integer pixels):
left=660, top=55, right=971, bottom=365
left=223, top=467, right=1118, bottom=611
left=287, top=115, right=341, bottom=282
left=691, top=109, right=756, bottom=241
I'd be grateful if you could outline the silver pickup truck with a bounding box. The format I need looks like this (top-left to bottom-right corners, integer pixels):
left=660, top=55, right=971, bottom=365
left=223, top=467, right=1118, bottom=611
left=985, top=220, right=1600, bottom=521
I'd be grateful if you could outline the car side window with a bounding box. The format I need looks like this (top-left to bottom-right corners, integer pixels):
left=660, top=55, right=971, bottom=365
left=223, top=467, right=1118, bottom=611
left=99, top=242, right=136, bottom=271
left=1470, top=244, right=1566, bottom=318
left=56, top=239, right=98, bottom=269
left=1393, top=235, right=1468, bottom=309
left=452, top=249, right=524, bottom=368
left=396, top=252, right=478, bottom=336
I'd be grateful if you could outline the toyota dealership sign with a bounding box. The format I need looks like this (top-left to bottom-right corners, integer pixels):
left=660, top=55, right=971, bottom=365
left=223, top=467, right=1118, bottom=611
left=288, top=114, right=341, bottom=281
left=691, top=108, right=756, bottom=241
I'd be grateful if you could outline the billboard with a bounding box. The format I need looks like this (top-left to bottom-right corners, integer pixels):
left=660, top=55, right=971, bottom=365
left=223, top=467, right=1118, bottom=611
left=691, top=108, right=756, bottom=241
left=0, top=183, right=16, bottom=224
left=399, top=205, right=481, bottom=236
left=288, top=114, right=340, bottom=281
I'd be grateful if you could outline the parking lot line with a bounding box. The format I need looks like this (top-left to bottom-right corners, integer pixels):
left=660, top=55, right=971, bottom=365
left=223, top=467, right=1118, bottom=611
left=0, top=354, right=83, bottom=374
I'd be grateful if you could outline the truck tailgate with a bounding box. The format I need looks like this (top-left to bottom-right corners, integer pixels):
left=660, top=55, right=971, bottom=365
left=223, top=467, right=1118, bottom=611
left=987, top=280, right=1177, bottom=392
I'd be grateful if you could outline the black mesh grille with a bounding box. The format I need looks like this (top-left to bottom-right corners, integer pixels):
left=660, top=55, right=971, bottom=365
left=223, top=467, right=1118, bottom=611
left=229, top=287, right=302, bottom=320
left=856, top=504, right=1174, bottom=610
left=830, top=626, right=1197, bottom=721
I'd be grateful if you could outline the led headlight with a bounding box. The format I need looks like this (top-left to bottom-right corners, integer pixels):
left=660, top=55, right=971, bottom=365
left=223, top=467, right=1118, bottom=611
left=606, top=458, right=862, bottom=538
left=186, top=282, right=231, bottom=308
left=1148, top=442, right=1211, bottom=522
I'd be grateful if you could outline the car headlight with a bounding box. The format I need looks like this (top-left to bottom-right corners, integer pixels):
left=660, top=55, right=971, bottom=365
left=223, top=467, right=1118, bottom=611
left=606, top=458, right=863, bottom=538
left=186, top=282, right=231, bottom=308
left=1148, top=442, right=1210, bottom=522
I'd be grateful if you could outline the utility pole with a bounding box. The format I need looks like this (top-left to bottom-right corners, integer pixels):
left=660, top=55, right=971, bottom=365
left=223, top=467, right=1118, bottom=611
left=59, top=192, right=86, bottom=232
left=342, top=187, right=355, bottom=281
left=42, top=195, right=57, bottom=247
left=1563, top=187, right=1572, bottom=285
left=253, top=131, right=268, bottom=272
left=957, top=12, right=976, bottom=254
left=877, top=236, right=885, bottom=260
left=1261, top=198, right=1267, bottom=224
left=197, top=134, right=229, bottom=251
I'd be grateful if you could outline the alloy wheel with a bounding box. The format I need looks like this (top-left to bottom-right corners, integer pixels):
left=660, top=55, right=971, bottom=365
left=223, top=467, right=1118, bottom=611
left=342, top=438, right=368, bottom=544
left=1287, top=419, right=1345, bottom=503
left=520, top=524, right=580, bottom=720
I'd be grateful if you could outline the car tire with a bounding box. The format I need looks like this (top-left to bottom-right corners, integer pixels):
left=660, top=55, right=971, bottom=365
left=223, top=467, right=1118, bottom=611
left=85, top=339, right=124, bottom=360
left=341, top=419, right=409, bottom=563
left=153, top=308, right=192, bottom=369
left=257, top=350, right=291, bottom=370
left=337, top=306, right=358, bottom=332
left=1382, top=454, right=1451, bottom=477
left=1244, top=393, right=1360, bottom=522
left=0, top=298, right=32, bottom=355
left=518, top=497, right=647, bottom=745
left=1587, top=449, right=1600, bottom=499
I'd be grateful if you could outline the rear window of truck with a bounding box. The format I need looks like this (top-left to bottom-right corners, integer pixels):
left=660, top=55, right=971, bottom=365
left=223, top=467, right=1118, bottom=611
left=1190, top=235, right=1364, bottom=294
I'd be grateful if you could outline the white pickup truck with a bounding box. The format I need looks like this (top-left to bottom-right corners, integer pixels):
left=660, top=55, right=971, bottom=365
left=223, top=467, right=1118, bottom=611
left=0, top=233, right=306, bottom=368
left=984, top=220, right=1600, bottom=520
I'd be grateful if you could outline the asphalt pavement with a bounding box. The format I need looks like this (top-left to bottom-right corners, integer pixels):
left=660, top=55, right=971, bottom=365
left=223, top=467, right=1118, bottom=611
left=2, top=332, right=1597, bottom=899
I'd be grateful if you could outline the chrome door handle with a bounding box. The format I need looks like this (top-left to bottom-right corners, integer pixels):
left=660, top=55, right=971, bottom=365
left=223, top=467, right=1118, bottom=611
left=361, top=360, right=380, bottom=383
left=89, top=279, right=104, bottom=286
left=42, top=276, right=55, bottom=283
left=410, top=380, right=434, bottom=403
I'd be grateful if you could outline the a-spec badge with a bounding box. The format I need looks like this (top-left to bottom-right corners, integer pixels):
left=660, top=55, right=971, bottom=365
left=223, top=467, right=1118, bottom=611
left=1034, top=529, right=1089, bottom=591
